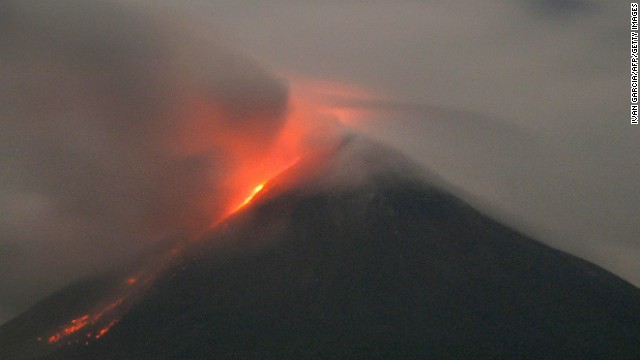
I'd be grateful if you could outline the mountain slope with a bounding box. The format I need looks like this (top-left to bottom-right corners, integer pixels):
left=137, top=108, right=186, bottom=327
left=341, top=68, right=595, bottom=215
left=1, top=139, right=639, bottom=359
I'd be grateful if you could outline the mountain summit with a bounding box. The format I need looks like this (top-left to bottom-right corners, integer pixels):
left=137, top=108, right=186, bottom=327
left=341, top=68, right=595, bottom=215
left=1, top=137, right=639, bottom=359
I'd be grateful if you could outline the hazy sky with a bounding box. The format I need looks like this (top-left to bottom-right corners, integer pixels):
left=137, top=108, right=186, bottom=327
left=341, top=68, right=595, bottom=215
left=0, top=0, right=637, bottom=324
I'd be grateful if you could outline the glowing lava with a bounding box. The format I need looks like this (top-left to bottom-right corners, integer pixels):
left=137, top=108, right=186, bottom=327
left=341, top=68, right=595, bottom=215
left=235, top=183, right=265, bottom=212
left=33, top=71, right=354, bottom=351
left=47, top=315, right=90, bottom=344
left=44, top=296, right=127, bottom=345
left=223, top=155, right=302, bottom=219
left=94, top=320, right=118, bottom=340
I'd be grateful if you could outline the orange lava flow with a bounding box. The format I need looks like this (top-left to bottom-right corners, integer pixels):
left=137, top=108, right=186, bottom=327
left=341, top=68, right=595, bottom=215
left=233, top=183, right=265, bottom=212
left=47, top=315, right=90, bottom=343
left=44, top=297, right=126, bottom=345
left=95, top=320, right=118, bottom=339
left=41, top=165, right=288, bottom=346
left=219, top=155, right=302, bottom=222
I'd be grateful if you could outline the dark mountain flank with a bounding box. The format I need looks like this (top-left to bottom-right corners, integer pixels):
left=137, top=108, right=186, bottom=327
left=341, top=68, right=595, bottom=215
left=2, top=139, right=639, bottom=359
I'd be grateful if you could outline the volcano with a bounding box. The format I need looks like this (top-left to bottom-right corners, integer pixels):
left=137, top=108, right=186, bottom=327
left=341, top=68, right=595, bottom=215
left=1, top=137, right=639, bottom=359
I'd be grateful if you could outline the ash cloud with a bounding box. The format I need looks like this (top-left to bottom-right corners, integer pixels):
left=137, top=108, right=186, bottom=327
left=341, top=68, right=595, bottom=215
left=0, top=0, right=290, bottom=323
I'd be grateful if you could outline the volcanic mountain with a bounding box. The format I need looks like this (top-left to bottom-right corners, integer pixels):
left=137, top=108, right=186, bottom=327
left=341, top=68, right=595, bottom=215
left=1, top=137, right=639, bottom=359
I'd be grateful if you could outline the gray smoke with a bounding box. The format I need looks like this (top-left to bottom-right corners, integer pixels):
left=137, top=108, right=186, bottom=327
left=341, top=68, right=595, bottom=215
left=0, top=0, right=290, bottom=323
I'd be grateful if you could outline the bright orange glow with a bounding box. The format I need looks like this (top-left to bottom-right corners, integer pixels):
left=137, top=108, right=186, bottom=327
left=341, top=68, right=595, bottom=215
left=236, top=183, right=265, bottom=211
left=47, top=315, right=90, bottom=344
left=173, top=78, right=350, bottom=231
left=41, top=78, right=355, bottom=349
left=45, top=297, right=127, bottom=345
left=95, top=320, right=118, bottom=339
left=222, top=154, right=303, bottom=220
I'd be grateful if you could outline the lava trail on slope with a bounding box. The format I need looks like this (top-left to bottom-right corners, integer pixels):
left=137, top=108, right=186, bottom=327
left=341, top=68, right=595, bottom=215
left=1, top=137, right=639, bottom=360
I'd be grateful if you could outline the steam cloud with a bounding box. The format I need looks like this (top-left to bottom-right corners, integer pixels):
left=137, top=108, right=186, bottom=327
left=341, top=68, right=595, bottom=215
left=0, top=0, right=301, bottom=323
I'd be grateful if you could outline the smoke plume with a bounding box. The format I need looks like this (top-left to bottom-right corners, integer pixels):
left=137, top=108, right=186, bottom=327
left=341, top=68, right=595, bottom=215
left=0, top=0, right=330, bottom=323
